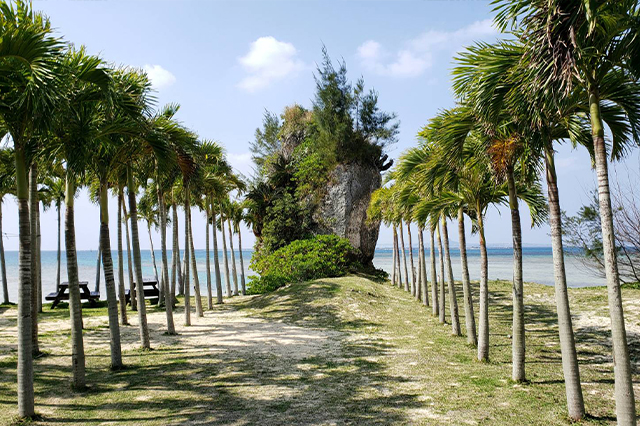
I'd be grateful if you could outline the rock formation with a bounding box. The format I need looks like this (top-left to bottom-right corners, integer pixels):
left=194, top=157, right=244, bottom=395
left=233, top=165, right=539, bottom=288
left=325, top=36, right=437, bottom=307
left=314, top=161, right=381, bottom=264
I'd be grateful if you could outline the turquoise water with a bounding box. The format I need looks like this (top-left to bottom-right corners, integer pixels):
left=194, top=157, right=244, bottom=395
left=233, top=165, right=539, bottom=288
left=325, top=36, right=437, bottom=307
left=2, top=247, right=606, bottom=303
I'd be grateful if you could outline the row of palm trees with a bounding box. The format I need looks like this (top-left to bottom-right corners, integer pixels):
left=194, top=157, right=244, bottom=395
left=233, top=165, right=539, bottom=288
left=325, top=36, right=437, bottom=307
left=370, top=0, right=639, bottom=423
left=0, top=1, right=251, bottom=419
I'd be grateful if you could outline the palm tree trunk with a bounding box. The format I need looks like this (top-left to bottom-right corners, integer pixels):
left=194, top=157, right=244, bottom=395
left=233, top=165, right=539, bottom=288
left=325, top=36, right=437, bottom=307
left=506, top=166, right=525, bottom=383
left=205, top=206, right=213, bottom=309
left=94, top=240, right=101, bottom=294
left=220, top=209, right=232, bottom=297
left=172, top=197, right=182, bottom=299
left=183, top=189, right=191, bottom=326
left=545, top=144, right=584, bottom=419
left=99, top=180, right=123, bottom=369
left=437, top=222, right=446, bottom=324
left=590, top=90, right=636, bottom=426
left=238, top=228, right=247, bottom=295
left=391, top=226, right=397, bottom=287
left=15, top=147, right=34, bottom=417
left=65, top=175, right=86, bottom=388
left=442, top=216, right=461, bottom=336
left=117, top=189, right=128, bottom=326
left=180, top=238, right=187, bottom=296
left=188, top=202, right=204, bottom=318
left=399, top=221, right=410, bottom=292
left=429, top=226, right=438, bottom=317
left=122, top=196, right=136, bottom=311
left=36, top=208, right=41, bottom=313
left=418, top=227, right=428, bottom=306
left=56, top=203, right=61, bottom=290
left=127, top=167, right=150, bottom=350
left=1, top=200, right=9, bottom=304
left=29, top=164, right=39, bottom=355
left=157, top=187, right=175, bottom=334
left=211, top=205, right=223, bottom=304
left=147, top=223, right=158, bottom=281
left=477, top=206, right=489, bottom=362
left=458, top=207, right=477, bottom=346
left=227, top=218, right=239, bottom=296
left=407, top=224, right=416, bottom=297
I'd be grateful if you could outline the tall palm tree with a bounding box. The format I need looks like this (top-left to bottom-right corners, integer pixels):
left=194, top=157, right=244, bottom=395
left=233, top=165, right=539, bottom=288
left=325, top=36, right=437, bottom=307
left=225, top=201, right=239, bottom=297
left=494, top=2, right=640, bottom=420
left=0, top=148, right=15, bottom=305
left=138, top=187, right=160, bottom=281
left=0, top=2, right=62, bottom=414
left=229, top=200, right=248, bottom=295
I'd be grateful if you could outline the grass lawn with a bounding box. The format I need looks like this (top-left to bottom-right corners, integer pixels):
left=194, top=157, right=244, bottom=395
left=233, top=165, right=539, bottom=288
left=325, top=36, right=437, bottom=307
left=0, top=276, right=639, bottom=425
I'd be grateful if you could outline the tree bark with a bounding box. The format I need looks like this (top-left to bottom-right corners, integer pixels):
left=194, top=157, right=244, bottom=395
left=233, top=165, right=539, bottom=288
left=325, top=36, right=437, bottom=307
left=127, top=167, right=150, bottom=349
left=399, top=221, right=410, bottom=292
left=157, top=187, right=175, bottom=334
left=391, top=226, right=398, bottom=287
left=29, top=164, right=39, bottom=355
left=65, top=175, right=86, bottom=388
left=238, top=228, right=247, bottom=295
left=122, top=196, right=136, bottom=311
left=429, top=226, right=438, bottom=317
left=99, top=180, right=123, bottom=369
left=418, top=227, right=429, bottom=306
left=442, top=216, right=461, bottom=336
left=506, top=166, right=525, bottom=383
left=36, top=207, right=41, bottom=313
left=188, top=201, right=204, bottom=318
left=220, top=208, right=232, bottom=297
left=172, top=197, right=182, bottom=299
left=94, top=240, right=101, bottom=294
left=477, top=207, right=490, bottom=362
left=183, top=188, right=191, bottom=326
left=211, top=205, right=223, bottom=304
left=15, top=147, right=34, bottom=417
left=117, top=189, right=128, bottom=325
left=407, top=223, right=416, bottom=297
left=148, top=223, right=158, bottom=281
left=590, top=89, right=635, bottom=425
left=0, top=199, right=9, bottom=304
left=458, top=208, right=477, bottom=346
left=437, top=222, right=446, bottom=324
left=545, top=144, right=584, bottom=419
left=205, top=205, right=213, bottom=309
left=228, top=218, right=239, bottom=296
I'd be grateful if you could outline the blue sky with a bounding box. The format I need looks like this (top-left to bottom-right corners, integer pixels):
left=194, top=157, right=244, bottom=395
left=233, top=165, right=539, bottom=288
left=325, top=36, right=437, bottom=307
left=3, top=0, right=638, bottom=251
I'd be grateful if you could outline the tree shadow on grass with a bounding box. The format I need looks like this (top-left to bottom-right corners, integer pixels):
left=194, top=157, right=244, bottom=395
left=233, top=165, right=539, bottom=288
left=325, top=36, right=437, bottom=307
left=1, top=279, right=425, bottom=425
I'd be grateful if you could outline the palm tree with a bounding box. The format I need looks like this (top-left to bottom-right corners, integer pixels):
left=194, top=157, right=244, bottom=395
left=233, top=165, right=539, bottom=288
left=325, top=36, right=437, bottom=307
left=494, top=2, right=640, bottom=420
left=116, top=186, right=128, bottom=325
left=219, top=204, right=232, bottom=297
left=0, top=148, right=15, bottom=305
left=138, top=187, right=160, bottom=281
left=52, top=48, right=121, bottom=388
left=121, top=189, right=137, bottom=310
left=229, top=200, right=248, bottom=295
left=225, top=200, right=239, bottom=297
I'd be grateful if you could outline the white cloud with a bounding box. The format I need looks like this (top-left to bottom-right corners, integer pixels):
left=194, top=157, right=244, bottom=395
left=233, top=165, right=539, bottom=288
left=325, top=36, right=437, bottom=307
left=143, top=64, right=176, bottom=89
left=356, top=19, right=497, bottom=78
left=237, top=36, right=305, bottom=92
left=227, top=151, right=254, bottom=177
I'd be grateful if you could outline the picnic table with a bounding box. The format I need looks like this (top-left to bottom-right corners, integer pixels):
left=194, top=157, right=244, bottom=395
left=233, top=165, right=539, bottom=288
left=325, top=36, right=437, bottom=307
left=125, top=278, right=160, bottom=306
left=45, top=281, right=100, bottom=309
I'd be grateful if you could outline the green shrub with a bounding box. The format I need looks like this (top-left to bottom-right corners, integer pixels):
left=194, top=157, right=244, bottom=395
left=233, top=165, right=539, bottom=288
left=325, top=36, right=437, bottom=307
left=248, top=235, right=362, bottom=294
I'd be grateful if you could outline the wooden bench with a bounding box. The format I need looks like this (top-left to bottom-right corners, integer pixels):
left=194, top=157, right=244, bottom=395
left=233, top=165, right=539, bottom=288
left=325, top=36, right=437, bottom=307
left=125, top=278, right=160, bottom=306
left=45, top=281, right=100, bottom=309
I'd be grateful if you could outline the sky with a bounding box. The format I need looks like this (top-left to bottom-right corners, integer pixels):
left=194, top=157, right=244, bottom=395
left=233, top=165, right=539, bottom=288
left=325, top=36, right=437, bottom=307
left=3, top=0, right=639, bottom=251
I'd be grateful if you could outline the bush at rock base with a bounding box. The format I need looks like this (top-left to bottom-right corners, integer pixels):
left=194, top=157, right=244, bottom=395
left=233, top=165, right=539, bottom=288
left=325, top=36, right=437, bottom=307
left=247, top=235, right=362, bottom=294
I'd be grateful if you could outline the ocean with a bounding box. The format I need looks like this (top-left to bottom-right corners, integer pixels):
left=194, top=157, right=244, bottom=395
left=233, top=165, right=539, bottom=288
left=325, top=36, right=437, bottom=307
left=1, top=246, right=606, bottom=303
